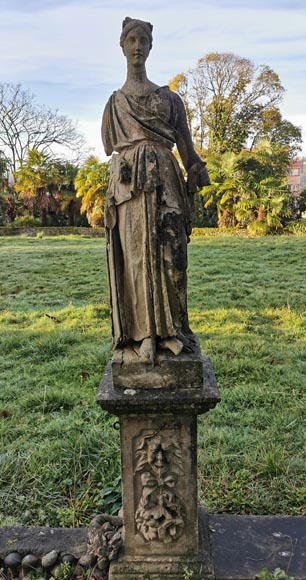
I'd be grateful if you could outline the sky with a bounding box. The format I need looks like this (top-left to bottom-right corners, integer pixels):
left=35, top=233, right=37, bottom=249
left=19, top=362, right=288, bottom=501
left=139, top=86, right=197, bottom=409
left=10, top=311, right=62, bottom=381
left=1, top=0, right=306, bottom=159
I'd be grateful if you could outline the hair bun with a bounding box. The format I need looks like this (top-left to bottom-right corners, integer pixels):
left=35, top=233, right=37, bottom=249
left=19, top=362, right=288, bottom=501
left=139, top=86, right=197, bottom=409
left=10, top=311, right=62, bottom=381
left=122, top=16, right=132, bottom=29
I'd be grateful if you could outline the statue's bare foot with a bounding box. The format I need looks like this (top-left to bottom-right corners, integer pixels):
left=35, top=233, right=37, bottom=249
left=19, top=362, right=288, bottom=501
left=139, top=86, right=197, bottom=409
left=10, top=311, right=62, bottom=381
left=139, top=337, right=155, bottom=364
left=159, top=337, right=184, bottom=356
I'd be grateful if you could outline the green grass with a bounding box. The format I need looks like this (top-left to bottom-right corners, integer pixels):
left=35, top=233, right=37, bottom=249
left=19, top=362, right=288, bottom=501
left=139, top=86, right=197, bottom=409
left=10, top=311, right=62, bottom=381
left=0, top=235, right=305, bottom=526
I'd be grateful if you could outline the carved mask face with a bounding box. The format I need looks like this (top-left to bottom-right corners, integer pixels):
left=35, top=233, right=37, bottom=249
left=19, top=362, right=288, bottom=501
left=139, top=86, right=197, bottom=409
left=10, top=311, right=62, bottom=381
left=122, top=25, right=151, bottom=66
left=147, top=439, right=169, bottom=469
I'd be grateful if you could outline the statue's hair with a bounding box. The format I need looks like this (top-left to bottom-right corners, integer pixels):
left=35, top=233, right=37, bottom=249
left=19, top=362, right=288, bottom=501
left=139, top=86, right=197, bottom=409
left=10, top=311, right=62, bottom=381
left=120, top=17, right=153, bottom=49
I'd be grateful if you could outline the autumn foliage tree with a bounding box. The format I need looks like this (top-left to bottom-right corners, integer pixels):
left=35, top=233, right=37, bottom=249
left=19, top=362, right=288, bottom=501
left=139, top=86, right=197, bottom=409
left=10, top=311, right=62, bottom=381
left=75, top=157, right=110, bottom=227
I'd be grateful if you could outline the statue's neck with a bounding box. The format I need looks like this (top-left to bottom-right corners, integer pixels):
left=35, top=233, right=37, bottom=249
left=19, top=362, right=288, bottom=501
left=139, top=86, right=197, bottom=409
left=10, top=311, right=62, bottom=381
left=126, top=63, right=148, bottom=83
left=122, top=64, right=158, bottom=96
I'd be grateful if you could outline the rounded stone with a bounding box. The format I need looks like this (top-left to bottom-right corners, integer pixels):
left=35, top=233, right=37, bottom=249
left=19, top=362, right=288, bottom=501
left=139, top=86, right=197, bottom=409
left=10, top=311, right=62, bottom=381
left=78, top=554, right=94, bottom=568
left=61, top=554, right=76, bottom=565
left=41, top=550, right=58, bottom=569
left=4, top=553, right=22, bottom=567
left=22, top=554, right=39, bottom=568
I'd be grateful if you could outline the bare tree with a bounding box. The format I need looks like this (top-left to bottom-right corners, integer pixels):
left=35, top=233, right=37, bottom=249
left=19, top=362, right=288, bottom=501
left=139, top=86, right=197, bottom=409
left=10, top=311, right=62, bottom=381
left=0, top=83, right=86, bottom=172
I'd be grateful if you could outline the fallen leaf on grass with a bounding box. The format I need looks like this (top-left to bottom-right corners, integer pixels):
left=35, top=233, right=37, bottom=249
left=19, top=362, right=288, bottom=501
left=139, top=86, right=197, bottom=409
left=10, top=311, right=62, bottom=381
left=0, top=410, right=9, bottom=418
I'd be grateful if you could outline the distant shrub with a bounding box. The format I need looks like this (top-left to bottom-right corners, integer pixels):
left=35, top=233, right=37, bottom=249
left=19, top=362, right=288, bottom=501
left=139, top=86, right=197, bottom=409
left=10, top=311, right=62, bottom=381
left=0, top=226, right=105, bottom=237
left=191, top=227, right=248, bottom=237
left=285, top=219, right=306, bottom=236
left=11, top=215, right=42, bottom=227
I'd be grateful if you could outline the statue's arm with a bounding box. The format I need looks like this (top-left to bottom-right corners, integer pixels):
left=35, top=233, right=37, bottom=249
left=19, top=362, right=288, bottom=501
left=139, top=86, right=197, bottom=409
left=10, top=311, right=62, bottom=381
left=101, top=99, right=114, bottom=157
left=174, top=93, right=210, bottom=193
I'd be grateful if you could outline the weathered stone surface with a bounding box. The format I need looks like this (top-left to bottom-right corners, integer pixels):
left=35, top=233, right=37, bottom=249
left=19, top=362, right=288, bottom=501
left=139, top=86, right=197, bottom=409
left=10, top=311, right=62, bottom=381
left=4, top=552, right=22, bottom=567
left=109, top=509, right=213, bottom=580
left=0, top=527, right=87, bottom=558
left=22, top=554, right=39, bottom=568
left=97, top=350, right=219, bottom=578
left=120, top=414, right=198, bottom=557
left=111, top=347, right=207, bottom=389
left=61, top=553, right=77, bottom=565
left=41, top=550, right=59, bottom=568
left=109, top=556, right=209, bottom=580
left=97, top=355, right=220, bottom=416
left=80, top=513, right=123, bottom=569
left=211, top=514, right=306, bottom=580
left=102, top=17, right=210, bottom=365
left=1, top=514, right=306, bottom=579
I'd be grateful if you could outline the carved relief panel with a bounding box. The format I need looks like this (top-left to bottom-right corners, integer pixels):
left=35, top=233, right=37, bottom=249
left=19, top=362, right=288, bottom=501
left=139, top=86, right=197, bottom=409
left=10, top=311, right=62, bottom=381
left=133, top=426, right=185, bottom=544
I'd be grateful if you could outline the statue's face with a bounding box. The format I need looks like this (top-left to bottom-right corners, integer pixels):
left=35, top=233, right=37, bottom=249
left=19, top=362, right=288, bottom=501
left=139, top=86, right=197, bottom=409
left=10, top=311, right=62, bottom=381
left=122, top=25, right=151, bottom=67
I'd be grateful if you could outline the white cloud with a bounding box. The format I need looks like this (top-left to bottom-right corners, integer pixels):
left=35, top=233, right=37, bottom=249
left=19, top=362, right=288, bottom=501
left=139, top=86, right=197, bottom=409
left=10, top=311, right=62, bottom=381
left=0, top=0, right=306, bottom=155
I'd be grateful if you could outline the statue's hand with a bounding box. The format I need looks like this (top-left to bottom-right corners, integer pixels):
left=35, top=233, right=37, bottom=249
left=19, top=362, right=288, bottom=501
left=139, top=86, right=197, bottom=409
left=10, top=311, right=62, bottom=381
left=187, top=161, right=210, bottom=194
left=197, top=164, right=210, bottom=188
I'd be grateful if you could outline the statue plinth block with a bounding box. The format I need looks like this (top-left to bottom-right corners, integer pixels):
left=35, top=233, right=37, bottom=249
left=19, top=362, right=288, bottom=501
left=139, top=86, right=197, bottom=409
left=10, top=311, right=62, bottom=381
left=97, top=352, right=220, bottom=580
left=110, top=347, right=208, bottom=390
left=97, top=352, right=220, bottom=415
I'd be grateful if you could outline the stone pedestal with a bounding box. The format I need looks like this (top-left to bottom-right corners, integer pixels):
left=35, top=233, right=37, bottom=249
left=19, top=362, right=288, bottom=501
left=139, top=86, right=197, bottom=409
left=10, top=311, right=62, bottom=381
left=97, top=350, right=220, bottom=580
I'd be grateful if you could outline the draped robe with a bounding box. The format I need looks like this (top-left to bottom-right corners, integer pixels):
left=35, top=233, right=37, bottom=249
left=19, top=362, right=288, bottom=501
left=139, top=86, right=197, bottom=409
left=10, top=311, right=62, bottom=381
left=102, top=86, right=193, bottom=347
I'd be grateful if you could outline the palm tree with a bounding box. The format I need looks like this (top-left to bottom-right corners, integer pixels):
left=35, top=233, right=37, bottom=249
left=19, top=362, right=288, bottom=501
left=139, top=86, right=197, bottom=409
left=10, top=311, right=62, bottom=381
left=202, top=140, right=290, bottom=233
left=236, top=177, right=289, bottom=235
left=202, top=151, right=248, bottom=227
left=235, top=140, right=290, bottom=234
left=14, top=149, right=60, bottom=225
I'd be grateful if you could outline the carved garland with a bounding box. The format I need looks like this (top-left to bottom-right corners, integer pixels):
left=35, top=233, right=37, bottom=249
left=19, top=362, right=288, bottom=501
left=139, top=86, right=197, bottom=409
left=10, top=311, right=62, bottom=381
left=134, top=429, right=185, bottom=544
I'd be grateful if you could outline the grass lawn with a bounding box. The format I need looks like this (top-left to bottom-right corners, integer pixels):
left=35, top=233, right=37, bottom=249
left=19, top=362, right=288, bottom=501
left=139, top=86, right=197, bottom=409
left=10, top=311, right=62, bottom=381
left=0, top=235, right=305, bottom=527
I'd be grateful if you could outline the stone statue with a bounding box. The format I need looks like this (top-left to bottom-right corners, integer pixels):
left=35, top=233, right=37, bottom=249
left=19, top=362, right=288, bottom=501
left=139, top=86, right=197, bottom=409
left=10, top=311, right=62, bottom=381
left=102, top=17, right=210, bottom=364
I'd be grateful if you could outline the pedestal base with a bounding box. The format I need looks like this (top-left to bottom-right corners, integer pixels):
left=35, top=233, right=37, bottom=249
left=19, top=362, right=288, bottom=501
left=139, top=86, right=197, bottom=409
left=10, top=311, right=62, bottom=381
left=109, top=556, right=208, bottom=580
left=109, top=509, right=214, bottom=580
left=97, top=351, right=220, bottom=580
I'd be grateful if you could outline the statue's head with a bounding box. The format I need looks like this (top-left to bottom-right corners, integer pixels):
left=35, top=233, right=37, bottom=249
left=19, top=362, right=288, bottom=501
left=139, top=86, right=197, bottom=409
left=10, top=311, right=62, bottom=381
left=120, top=17, right=153, bottom=68
left=120, top=17, right=153, bottom=50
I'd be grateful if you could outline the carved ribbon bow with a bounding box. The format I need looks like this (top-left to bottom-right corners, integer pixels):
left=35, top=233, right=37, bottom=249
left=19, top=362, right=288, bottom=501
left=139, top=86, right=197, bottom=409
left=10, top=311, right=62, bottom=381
left=140, top=470, right=177, bottom=490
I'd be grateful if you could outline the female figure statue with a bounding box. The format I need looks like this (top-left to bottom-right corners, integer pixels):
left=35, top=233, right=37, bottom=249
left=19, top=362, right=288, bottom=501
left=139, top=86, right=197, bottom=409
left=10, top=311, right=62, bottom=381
left=102, top=17, right=210, bottom=363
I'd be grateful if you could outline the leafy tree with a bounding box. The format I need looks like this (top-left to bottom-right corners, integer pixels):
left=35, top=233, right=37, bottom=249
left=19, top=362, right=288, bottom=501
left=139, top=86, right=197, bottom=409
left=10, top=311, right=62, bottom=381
left=0, top=83, right=86, bottom=172
left=294, top=187, right=306, bottom=219
left=0, top=154, right=20, bottom=223
left=169, top=73, right=194, bottom=133
left=169, top=53, right=301, bottom=155
left=75, top=157, right=110, bottom=227
left=250, top=107, right=302, bottom=156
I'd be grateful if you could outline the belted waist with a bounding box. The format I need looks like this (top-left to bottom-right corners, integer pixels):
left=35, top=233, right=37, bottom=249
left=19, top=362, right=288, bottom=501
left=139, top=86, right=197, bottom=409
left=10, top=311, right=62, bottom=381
left=115, top=138, right=173, bottom=153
